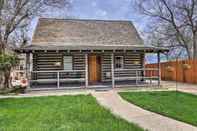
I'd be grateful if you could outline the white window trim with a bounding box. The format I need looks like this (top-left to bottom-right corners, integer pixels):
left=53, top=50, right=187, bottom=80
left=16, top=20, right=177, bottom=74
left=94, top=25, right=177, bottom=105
left=63, top=55, right=73, bottom=70
left=114, top=56, right=124, bottom=69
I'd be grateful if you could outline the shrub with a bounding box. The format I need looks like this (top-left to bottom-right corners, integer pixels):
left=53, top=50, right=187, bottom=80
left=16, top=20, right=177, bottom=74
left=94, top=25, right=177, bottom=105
left=0, top=53, right=19, bottom=89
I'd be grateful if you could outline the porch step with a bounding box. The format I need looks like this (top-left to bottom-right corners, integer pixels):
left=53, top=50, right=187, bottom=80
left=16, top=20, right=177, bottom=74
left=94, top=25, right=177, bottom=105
left=27, top=87, right=84, bottom=92
left=27, top=85, right=112, bottom=92
left=95, top=88, right=112, bottom=92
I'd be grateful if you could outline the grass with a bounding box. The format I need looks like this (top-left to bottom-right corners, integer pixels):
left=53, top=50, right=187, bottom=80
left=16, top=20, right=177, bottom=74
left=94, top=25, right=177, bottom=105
left=119, top=91, right=197, bottom=126
left=0, top=95, right=143, bottom=131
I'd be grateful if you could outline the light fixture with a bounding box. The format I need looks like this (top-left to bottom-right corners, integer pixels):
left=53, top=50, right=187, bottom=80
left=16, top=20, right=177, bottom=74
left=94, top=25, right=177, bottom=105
left=54, top=62, right=61, bottom=66
left=133, top=61, right=140, bottom=65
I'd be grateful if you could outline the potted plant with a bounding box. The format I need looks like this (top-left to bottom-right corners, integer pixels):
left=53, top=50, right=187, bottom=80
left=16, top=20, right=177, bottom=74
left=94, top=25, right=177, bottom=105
left=166, top=66, right=174, bottom=72
left=11, top=76, right=28, bottom=94
left=19, top=78, right=28, bottom=93
left=182, top=64, right=191, bottom=70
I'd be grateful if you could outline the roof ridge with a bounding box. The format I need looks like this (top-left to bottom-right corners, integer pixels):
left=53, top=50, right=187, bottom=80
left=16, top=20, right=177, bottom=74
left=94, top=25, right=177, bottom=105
left=39, top=17, right=133, bottom=23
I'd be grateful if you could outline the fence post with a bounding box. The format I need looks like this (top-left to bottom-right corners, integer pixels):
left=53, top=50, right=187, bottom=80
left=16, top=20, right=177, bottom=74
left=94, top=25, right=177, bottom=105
left=150, top=69, right=152, bottom=85
left=157, top=52, right=161, bottom=87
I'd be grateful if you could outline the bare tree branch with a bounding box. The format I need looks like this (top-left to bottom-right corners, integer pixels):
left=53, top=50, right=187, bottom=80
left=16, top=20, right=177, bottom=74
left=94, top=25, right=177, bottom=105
left=136, top=0, right=197, bottom=59
left=0, top=0, right=71, bottom=53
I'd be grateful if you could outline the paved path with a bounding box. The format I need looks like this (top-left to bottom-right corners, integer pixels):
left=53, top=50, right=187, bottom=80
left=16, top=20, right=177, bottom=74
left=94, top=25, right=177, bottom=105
left=92, top=90, right=197, bottom=131
left=162, top=81, right=197, bottom=95
left=178, top=87, right=197, bottom=95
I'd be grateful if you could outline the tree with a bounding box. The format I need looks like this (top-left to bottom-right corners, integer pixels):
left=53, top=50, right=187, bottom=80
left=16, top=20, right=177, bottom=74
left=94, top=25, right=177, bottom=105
left=0, top=52, right=19, bottom=89
left=0, top=0, right=71, bottom=89
left=135, top=0, right=197, bottom=59
left=0, top=0, right=71, bottom=53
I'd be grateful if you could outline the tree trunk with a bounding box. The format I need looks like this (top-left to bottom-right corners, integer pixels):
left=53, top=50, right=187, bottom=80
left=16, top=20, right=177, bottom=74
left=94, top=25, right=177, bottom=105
left=0, top=72, right=4, bottom=89
left=185, top=46, right=191, bottom=59
left=0, top=42, right=5, bottom=54
left=3, top=69, right=11, bottom=89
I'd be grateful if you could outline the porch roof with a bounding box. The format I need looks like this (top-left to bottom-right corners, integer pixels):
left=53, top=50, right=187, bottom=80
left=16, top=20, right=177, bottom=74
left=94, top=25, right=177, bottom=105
left=18, top=44, right=168, bottom=53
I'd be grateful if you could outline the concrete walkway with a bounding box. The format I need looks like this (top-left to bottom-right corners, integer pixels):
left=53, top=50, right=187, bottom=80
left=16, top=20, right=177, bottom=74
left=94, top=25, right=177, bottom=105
left=92, top=90, right=197, bottom=131
left=177, top=83, right=197, bottom=95
left=162, top=81, right=197, bottom=95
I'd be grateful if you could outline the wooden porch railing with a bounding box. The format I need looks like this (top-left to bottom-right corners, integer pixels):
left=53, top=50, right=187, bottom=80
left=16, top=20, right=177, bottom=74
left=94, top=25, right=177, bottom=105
left=30, top=70, right=85, bottom=88
left=114, top=68, right=160, bottom=85
left=13, top=68, right=160, bottom=88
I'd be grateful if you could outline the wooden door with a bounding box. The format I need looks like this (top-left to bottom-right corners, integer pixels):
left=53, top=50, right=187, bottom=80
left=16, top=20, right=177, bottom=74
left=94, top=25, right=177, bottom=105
left=88, top=55, right=101, bottom=84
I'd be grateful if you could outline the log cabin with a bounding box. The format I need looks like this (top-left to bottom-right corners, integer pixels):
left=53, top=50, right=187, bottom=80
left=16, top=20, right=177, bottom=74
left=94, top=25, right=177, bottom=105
left=16, top=18, right=168, bottom=90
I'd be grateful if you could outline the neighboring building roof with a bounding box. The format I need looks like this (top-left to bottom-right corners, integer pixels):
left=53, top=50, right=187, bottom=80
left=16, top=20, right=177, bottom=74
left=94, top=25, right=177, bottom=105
left=19, top=18, right=168, bottom=52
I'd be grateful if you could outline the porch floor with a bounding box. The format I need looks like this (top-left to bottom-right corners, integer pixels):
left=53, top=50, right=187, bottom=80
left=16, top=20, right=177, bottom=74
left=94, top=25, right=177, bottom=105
left=29, top=80, right=159, bottom=90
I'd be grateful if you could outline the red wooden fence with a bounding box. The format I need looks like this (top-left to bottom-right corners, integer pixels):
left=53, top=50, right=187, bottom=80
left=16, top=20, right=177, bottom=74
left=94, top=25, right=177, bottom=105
left=145, top=59, right=197, bottom=84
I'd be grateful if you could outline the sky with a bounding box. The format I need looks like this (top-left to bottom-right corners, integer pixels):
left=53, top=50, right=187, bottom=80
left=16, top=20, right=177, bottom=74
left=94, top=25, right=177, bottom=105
left=69, top=0, right=141, bottom=22
left=31, top=0, right=147, bottom=34
left=70, top=0, right=148, bottom=31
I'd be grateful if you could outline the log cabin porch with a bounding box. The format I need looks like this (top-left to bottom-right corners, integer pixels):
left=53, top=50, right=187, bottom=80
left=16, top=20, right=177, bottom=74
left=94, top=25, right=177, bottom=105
left=16, top=49, right=164, bottom=90
left=14, top=18, right=169, bottom=90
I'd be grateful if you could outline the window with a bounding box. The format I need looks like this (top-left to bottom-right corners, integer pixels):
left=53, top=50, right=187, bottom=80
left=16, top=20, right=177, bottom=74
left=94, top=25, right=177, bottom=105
left=115, top=56, right=124, bottom=69
left=63, top=56, right=73, bottom=70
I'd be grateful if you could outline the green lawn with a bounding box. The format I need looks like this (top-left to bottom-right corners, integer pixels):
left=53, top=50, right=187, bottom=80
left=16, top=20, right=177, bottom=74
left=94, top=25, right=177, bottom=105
left=119, top=91, right=197, bottom=126
left=0, top=95, right=143, bottom=131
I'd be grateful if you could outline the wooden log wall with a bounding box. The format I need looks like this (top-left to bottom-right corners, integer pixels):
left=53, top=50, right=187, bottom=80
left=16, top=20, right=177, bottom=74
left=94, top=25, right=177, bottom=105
left=33, top=53, right=63, bottom=71
left=32, top=52, right=144, bottom=81
left=114, top=53, right=144, bottom=78
left=101, top=54, right=112, bottom=81
left=73, top=54, right=85, bottom=70
left=32, top=52, right=85, bottom=80
left=101, top=53, right=144, bottom=81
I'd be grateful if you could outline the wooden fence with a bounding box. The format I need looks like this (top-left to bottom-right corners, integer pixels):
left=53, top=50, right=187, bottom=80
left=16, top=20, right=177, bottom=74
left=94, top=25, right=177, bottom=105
left=145, top=59, right=197, bottom=84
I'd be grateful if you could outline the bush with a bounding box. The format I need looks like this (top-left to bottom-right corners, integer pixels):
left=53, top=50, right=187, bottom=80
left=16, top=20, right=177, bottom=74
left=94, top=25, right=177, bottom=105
left=0, top=53, right=19, bottom=70
left=0, top=53, right=19, bottom=89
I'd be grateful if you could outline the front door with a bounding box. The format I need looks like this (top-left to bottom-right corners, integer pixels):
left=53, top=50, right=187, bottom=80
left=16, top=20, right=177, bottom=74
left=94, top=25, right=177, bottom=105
left=88, top=55, right=101, bottom=84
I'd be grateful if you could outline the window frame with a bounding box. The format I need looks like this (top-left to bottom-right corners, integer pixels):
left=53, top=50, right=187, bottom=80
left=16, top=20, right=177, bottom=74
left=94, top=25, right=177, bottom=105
left=63, top=55, right=73, bottom=70
left=114, top=56, right=124, bottom=69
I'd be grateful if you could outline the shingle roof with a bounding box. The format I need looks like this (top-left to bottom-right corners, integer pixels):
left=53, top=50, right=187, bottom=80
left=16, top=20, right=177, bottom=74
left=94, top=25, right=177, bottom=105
left=31, top=18, right=144, bottom=48
left=16, top=18, right=168, bottom=52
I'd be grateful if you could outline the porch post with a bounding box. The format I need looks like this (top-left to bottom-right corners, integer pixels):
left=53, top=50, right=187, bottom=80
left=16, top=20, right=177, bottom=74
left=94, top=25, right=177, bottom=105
left=111, top=53, right=115, bottom=88
left=30, top=53, right=33, bottom=72
left=26, top=53, right=31, bottom=89
left=157, top=51, right=161, bottom=87
left=135, top=70, right=138, bottom=85
left=85, top=54, right=88, bottom=88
